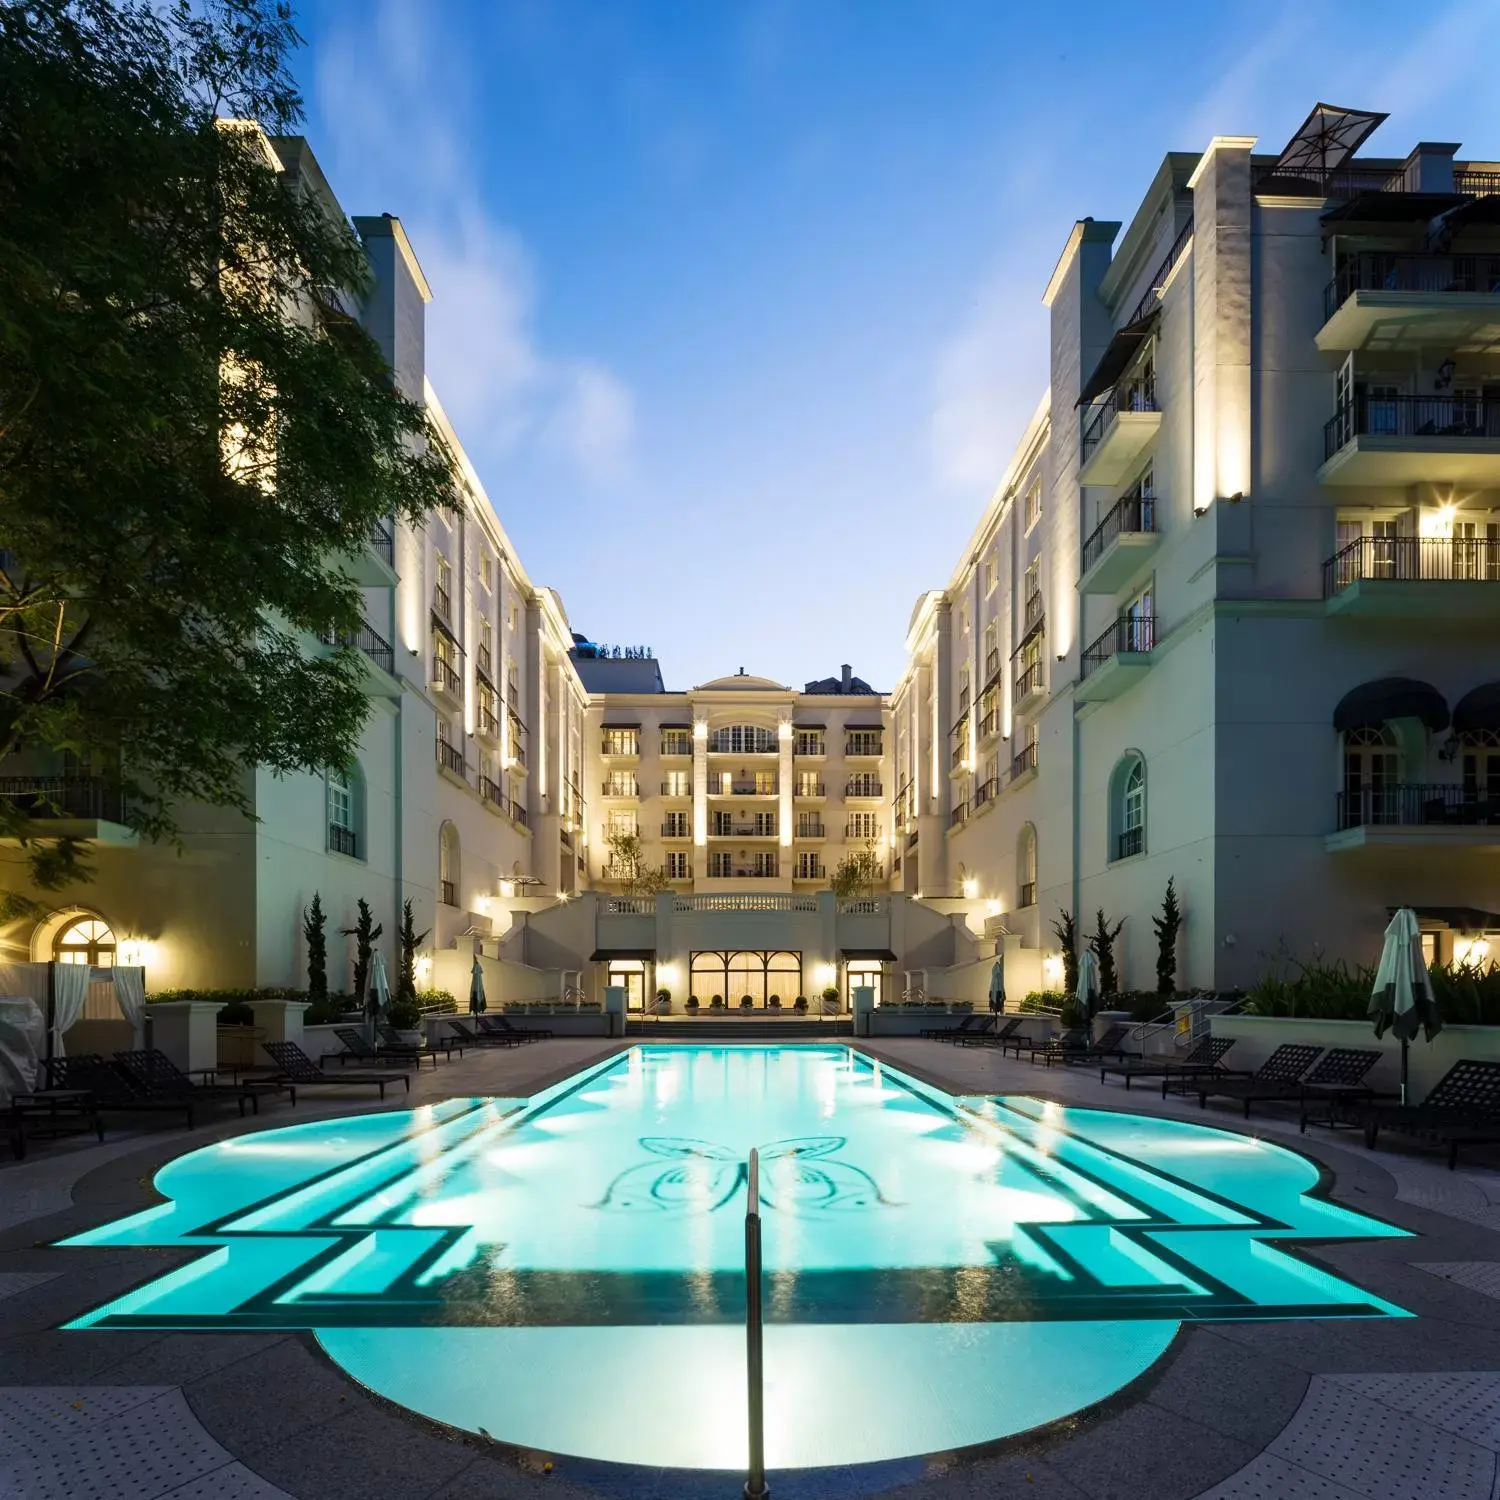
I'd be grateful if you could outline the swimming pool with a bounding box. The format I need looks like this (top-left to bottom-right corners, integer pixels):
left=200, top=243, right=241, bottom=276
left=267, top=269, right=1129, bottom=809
left=62, top=1044, right=1408, bottom=1468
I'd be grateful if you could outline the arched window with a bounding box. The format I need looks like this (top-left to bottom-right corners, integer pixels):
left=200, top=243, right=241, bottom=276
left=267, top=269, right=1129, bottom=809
left=707, top=724, right=777, bottom=754
left=1018, top=824, right=1038, bottom=907
left=439, top=821, right=460, bottom=906
left=54, top=915, right=116, bottom=968
left=1109, top=753, right=1146, bottom=862
left=1341, top=724, right=1399, bottom=827
left=326, top=762, right=364, bottom=859
left=1462, top=728, right=1500, bottom=806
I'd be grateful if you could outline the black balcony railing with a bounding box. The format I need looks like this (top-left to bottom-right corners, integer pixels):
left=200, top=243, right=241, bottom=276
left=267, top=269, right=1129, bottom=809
left=477, top=708, right=499, bottom=739
left=511, top=735, right=528, bottom=769
left=845, top=779, right=883, bottom=797
left=322, top=621, right=395, bottom=676
left=432, top=653, right=460, bottom=696
left=907, top=828, right=919, bottom=848
left=1011, top=742, right=1037, bottom=780
left=603, top=778, right=639, bottom=797
left=440, top=878, right=457, bottom=906
left=661, top=780, right=692, bottom=797
left=1081, top=376, right=1159, bottom=464
left=845, top=822, right=880, bottom=839
left=795, top=780, right=826, bottom=797
left=328, top=823, right=357, bottom=857
left=985, top=646, right=1001, bottom=679
left=1251, top=162, right=1403, bottom=197
left=1018, top=880, right=1037, bottom=909
left=437, top=739, right=465, bottom=777
left=1117, top=826, right=1144, bottom=860
left=510, top=801, right=528, bottom=830
left=846, top=737, right=883, bottom=757
left=1024, top=590, right=1045, bottom=632
left=480, top=774, right=504, bottom=808
left=1082, top=490, right=1156, bottom=574
left=1081, top=616, right=1156, bottom=678
left=369, top=518, right=394, bottom=568
left=711, top=824, right=779, bottom=838
left=1015, top=661, right=1044, bottom=701
left=950, top=722, right=968, bottom=769
left=1324, top=535, right=1500, bottom=595
left=1324, top=252, right=1500, bottom=321
left=722, top=782, right=777, bottom=796
left=433, top=583, right=452, bottom=620
left=662, top=821, right=691, bottom=837
left=1325, top=395, right=1500, bottom=460
left=950, top=802, right=968, bottom=829
left=0, top=774, right=127, bottom=823
left=1337, top=783, right=1500, bottom=830
left=1455, top=169, right=1500, bottom=197
left=476, top=647, right=493, bottom=682
left=974, top=776, right=999, bottom=807
left=978, top=709, right=998, bottom=739
left=796, top=821, right=825, bottom=837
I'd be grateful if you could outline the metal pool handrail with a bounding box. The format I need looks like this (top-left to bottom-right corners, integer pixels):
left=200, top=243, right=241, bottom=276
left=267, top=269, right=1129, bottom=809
left=744, top=1148, right=769, bottom=1499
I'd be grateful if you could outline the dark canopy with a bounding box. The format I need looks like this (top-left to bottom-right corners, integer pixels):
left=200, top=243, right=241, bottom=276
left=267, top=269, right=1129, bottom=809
left=1076, top=311, right=1160, bottom=407
left=1453, top=682, right=1500, bottom=736
left=1333, top=677, right=1449, bottom=733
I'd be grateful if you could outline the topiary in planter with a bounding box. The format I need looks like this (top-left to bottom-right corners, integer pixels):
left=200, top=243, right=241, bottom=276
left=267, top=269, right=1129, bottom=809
left=794, top=996, right=808, bottom=1012
left=687, top=995, right=700, bottom=1011
left=740, top=994, right=754, bottom=1009
left=711, top=995, right=724, bottom=1009
left=768, top=995, right=781, bottom=1009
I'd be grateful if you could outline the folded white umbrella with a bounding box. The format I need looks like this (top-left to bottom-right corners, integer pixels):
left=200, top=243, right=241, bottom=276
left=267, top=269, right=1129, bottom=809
left=1370, top=907, right=1441, bottom=1104
left=469, top=956, right=488, bottom=1016
left=988, top=955, right=1006, bottom=1014
left=1076, top=949, right=1100, bottom=1022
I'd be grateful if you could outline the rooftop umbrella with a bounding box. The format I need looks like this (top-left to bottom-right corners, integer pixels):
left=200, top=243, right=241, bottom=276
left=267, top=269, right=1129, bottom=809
left=988, top=955, right=1006, bottom=1015
left=469, top=956, right=488, bottom=1017
left=1370, top=907, right=1441, bottom=1105
left=1076, top=949, right=1100, bottom=1025
left=368, top=951, right=390, bottom=1043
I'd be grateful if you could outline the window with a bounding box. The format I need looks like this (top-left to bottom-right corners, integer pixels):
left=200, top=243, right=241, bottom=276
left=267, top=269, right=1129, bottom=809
left=795, top=852, right=824, bottom=880
left=796, top=811, right=823, bottom=836
left=960, top=602, right=970, bottom=636
left=708, top=724, right=777, bottom=754
left=661, top=729, right=692, bottom=756
left=53, top=915, right=116, bottom=968
left=1454, top=521, right=1500, bottom=581
left=663, top=771, right=691, bottom=797
left=796, top=729, right=825, bottom=757
left=753, top=812, right=777, bottom=837
left=847, top=811, right=878, bottom=839
left=847, top=772, right=881, bottom=797
left=983, top=553, right=997, bottom=595
left=326, top=763, right=363, bottom=859
left=607, top=809, right=638, bottom=838
left=480, top=552, right=493, bottom=591
left=1024, top=479, right=1043, bottom=532
left=477, top=623, right=494, bottom=680
left=1023, top=558, right=1040, bottom=607
left=603, top=772, right=639, bottom=797
left=433, top=552, right=452, bottom=619
left=1109, top=754, right=1146, bottom=862
left=1123, top=584, right=1155, bottom=653
left=664, top=811, right=690, bottom=837
left=439, top=822, right=460, bottom=906
left=1342, top=724, right=1399, bottom=826
left=602, top=728, right=640, bottom=757
left=797, top=771, right=823, bottom=796
left=1463, top=728, right=1500, bottom=804
left=754, top=771, right=776, bottom=794
left=666, top=851, right=690, bottom=880
left=712, top=810, right=734, bottom=835
left=709, top=852, right=733, bottom=878
left=750, top=852, right=779, bottom=877
left=846, top=731, right=882, bottom=757
left=983, top=620, right=999, bottom=678
left=1018, top=825, right=1037, bottom=908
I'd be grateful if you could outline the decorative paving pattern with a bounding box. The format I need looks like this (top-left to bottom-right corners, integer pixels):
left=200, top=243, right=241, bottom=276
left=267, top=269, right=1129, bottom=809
left=1416, top=1262, right=1500, bottom=1302
left=0, top=1385, right=293, bottom=1499
left=1194, top=1372, right=1500, bottom=1499
left=0, top=1270, right=61, bottom=1300
left=1387, top=1161, right=1500, bottom=1234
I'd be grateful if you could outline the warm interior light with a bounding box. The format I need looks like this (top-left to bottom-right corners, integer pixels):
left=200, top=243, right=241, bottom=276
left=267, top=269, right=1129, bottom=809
left=1455, top=934, right=1490, bottom=967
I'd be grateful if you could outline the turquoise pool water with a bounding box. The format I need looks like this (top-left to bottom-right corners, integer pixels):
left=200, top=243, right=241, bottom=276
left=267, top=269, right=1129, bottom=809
left=62, top=1045, right=1408, bottom=1468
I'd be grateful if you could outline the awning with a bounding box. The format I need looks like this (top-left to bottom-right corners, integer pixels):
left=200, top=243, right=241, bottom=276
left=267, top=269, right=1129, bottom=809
left=844, top=723, right=883, bottom=731
left=1394, top=907, right=1500, bottom=932
left=601, top=720, right=641, bottom=729
left=1075, top=310, right=1160, bottom=407
left=659, top=721, right=692, bottom=729
left=590, top=949, right=655, bottom=962
left=793, top=721, right=826, bottom=730
left=1320, top=191, right=1464, bottom=226
left=1333, top=677, right=1449, bottom=733
left=842, top=948, right=898, bottom=962
left=1453, top=682, right=1500, bottom=735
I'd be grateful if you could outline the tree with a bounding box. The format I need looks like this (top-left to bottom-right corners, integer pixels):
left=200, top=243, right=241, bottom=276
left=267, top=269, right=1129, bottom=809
left=1153, top=878, right=1182, bottom=996
left=1051, top=908, right=1079, bottom=995
left=342, top=896, right=382, bottom=1008
left=302, top=891, right=326, bottom=1001
left=396, top=898, right=428, bottom=1006
left=0, top=1, right=456, bottom=902
left=830, top=840, right=883, bottom=901
left=603, top=827, right=668, bottom=896
left=1089, top=909, right=1126, bottom=997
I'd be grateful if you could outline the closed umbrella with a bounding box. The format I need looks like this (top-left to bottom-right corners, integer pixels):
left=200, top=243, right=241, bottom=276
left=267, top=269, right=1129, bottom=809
left=988, top=955, right=1006, bottom=1015
left=469, top=956, right=488, bottom=1017
left=368, top=951, right=391, bottom=1043
left=1370, top=907, right=1441, bottom=1105
left=1076, top=949, right=1100, bottom=1024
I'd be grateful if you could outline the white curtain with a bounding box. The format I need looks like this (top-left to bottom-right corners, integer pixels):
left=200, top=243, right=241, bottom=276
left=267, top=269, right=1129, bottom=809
left=113, top=965, right=147, bottom=1038
left=50, top=962, right=91, bottom=1058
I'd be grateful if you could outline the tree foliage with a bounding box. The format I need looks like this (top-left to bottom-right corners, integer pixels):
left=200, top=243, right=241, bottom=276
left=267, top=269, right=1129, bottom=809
left=1050, top=908, right=1079, bottom=995
left=1088, top=908, right=1126, bottom=997
left=342, top=895, right=381, bottom=1008
left=395, top=897, right=427, bottom=1006
left=1153, top=878, right=1182, bottom=995
left=301, top=890, right=326, bottom=1000
left=830, top=840, right=883, bottom=900
left=0, top=0, right=456, bottom=898
left=603, top=827, right=668, bottom=896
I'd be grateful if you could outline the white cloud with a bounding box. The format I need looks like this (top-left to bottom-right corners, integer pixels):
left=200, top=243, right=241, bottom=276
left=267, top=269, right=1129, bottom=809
left=313, top=0, right=634, bottom=483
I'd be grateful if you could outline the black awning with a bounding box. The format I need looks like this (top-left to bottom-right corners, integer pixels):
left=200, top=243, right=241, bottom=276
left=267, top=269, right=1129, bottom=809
left=844, top=723, right=884, bottom=731
left=1453, top=682, right=1500, bottom=735
left=1076, top=310, right=1160, bottom=407
left=793, top=722, right=826, bottom=730
left=1321, top=191, right=1464, bottom=226
left=842, top=948, right=898, bottom=962
left=1333, top=677, right=1449, bottom=733
left=590, top=949, right=655, bottom=962
left=601, top=720, right=641, bottom=729
left=659, top=721, right=692, bottom=729
left=1394, top=906, right=1500, bottom=932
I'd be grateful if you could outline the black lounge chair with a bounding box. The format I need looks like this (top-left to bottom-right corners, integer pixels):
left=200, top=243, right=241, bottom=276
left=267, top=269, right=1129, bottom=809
left=376, top=1022, right=464, bottom=1061
left=446, top=1019, right=523, bottom=1050
left=1192, top=1043, right=1324, bottom=1117
left=1019, top=1026, right=1088, bottom=1064
left=8, top=1074, right=104, bottom=1159
left=1037, top=1023, right=1136, bottom=1068
left=1330, top=1059, right=1500, bottom=1169
left=1291, top=1048, right=1384, bottom=1129
left=39, top=1053, right=197, bottom=1128
left=923, top=1014, right=991, bottom=1041
left=956, top=1018, right=1025, bottom=1049
left=480, top=1013, right=553, bottom=1042
left=262, top=1041, right=409, bottom=1097
left=114, top=1048, right=294, bottom=1115
left=328, top=1026, right=434, bottom=1070
left=1099, top=1035, right=1236, bottom=1092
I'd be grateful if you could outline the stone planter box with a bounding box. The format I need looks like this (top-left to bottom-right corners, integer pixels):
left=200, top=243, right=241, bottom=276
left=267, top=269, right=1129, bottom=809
left=1209, top=1014, right=1500, bottom=1103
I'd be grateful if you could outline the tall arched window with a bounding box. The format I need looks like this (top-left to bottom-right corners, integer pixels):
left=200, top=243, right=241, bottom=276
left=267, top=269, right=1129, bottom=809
left=1109, top=753, right=1146, bottom=862
left=54, top=915, right=116, bottom=967
left=1462, top=728, right=1500, bottom=806
left=1341, top=724, right=1399, bottom=827
left=326, top=761, right=364, bottom=859
left=439, top=821, right=460, bottom=906
left=707, top=724, right=777, bottom=754
left=1017, top=824, right=1038, bottom=907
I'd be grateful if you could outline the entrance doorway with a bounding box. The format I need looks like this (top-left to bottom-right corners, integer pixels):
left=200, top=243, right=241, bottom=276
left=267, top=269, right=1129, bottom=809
left=845, top=961, right=886, bottom=1009
left=608, top=962, right=648, bottom=1012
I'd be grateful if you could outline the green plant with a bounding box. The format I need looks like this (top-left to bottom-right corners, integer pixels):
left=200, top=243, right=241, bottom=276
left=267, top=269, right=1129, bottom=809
left=386, top=995, right=421, bottom=1030
left=603, top=828, right=669, bottom=896
left=415, top=989, right=458, bottom=1014
left=1153, top=879, right=1181, bottom=996
left=740, top=994, right=753, bottom=1008
left=1051, top=909, right=1079, bottom=995
left=304, top=991, right=357, bottom=1025
left=396, top=899, right=428, bottom=1005
left=794, top=995, right=808, bottom=1010
left=303, top=893, right=327, bottom=1002
left=656, top=988, right=670, bottom=1004
left=342, top=898, right=382, bottom=1010
left=1020, top=990, right=1069, bottom=1014
left=831, top=841, right=883, bottom=900
left=711, top=994, right=723, bottom=1006
left=1089, top=909, right=1126, bottom=996
left=822, top=986, right=839, bottom=1002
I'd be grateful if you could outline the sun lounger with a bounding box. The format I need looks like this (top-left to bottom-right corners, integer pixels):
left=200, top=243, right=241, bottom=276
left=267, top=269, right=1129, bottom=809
left=262, top=1041, right=409, bottom=1097
left=479, top=1014, right=553, bottom=1042
left=955, top=1018, right=1024, bottom=1049
left=922, top=1014, right=991, bottom=1041
left=1192, top=1044, right=1324, bottom=1117
left=1329, top=1059, right=1500, bottom=1169
left=328, top=1026, right=434, bottom=1070
left=1098, top=1035, right=1236, bottom=1092
left=1036, top=1024, right=1136, bottom=1068
left=446, top=1019, right=523, bottom=1049
left=376, top=1022, right=464, bottom=1061
left=1018, top=1026, right=1088, bottom=1063
left=7, top=1081, right=103, bottom=1160
left=114, top=1048, right=293, bottom=1114
left=38, top=1053, right=198, bottom=1129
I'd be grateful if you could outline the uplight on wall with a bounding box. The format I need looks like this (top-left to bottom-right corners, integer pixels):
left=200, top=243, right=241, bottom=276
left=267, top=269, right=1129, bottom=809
left=1042, top=951, right=1064, bottom=982
left=986, top=899, right=1003, bottom=917
left=498, top=879, right=516, bottom=899
left=1455, top=934, right=1490, bottom=967
left=118, top=937, right=156, bottom=969
left=961, top=877, right=979, bottom=900
left=415, top=954, right=433, bottom=985
left=1420, top=501, right=1457, bottom=539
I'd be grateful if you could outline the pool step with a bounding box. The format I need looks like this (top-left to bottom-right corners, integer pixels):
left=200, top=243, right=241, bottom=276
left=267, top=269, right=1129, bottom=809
left=625, top=1019, right=854, bottom=1039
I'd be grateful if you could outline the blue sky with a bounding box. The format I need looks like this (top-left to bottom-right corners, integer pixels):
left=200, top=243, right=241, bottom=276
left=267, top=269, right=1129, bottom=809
left=296, top=0, right=1500, bottom=691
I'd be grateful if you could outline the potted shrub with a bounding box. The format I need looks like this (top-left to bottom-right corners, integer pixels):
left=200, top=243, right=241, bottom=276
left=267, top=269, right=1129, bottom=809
left=821, top=985, right=840, bottom=1015
left=768, top=994, right=781, bottom=1010
left=655, top=988, right=672, bottom=1015
left=711, top=994, right=725, bottom=1010
left=740, top=994, right=754, bottom=1009
left=386, top=993, right=422, bottom=1045
left=686, top=994, right=700, bottom=1013
left=794, top=995, right=808, bottom=1013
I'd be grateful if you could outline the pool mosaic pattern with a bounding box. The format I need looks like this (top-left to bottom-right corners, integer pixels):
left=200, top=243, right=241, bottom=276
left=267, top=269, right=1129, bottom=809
left=59, top=1045, right=1410, bottom=1468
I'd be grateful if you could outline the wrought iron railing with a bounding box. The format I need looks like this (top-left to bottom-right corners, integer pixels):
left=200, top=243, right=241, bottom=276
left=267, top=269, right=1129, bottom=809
left=661, top=780, right=692, bottom=797
left=1454, top=169, right=1500, bottom=197
left=1337, top=783, right=1500, bottom=830
left=1082, top=490, right=1156, bottom=574
left=1015, top=661, right=1044, bottom=701
left=795, top=780, right=825, bottom=797
left=1011, top=742, right=1037, bottom=780
left=432, top=653, right=460, bottom=696
left=1018, top=880, right=1037, bottom=908
left=845, top=736, right=883, bottom=757
left=1081, top=616, right=1155, bottom=678
left=1324, top=252, right=1500, bottom=320
left=323, top=621, right=394, bottom=676
left=432, top=582, right=451, bottom=620
left=845, top=779, right=882, bottom=797
left=974, top=776, right=999, bottom=807
left=1325, top=395, right=1500, bottom=460
left=1117, top=826, right=1144, bottom=860
left=0, top=775, right=127, bottom=822
left=602, top=777, right=639, bottom=797
left=437, top=739, right=465, bottom=777
left=440, top=878, right=457, bottom=906
left=368, top=518, right=394, bottom=568
left=950, top=801, right=968, bottom=829
left=1325, top=535, right=1500, bottom=594
left=1081, top=376, right=1159, bottom=464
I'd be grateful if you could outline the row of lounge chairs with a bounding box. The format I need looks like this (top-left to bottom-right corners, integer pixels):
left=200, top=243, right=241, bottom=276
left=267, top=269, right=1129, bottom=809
left=922, top=1013, right=1500, bottom=1171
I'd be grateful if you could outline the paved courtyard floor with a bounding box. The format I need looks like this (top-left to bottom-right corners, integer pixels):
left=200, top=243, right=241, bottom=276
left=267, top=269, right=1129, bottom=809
left=4, top=1035, right=1500, bottom=1499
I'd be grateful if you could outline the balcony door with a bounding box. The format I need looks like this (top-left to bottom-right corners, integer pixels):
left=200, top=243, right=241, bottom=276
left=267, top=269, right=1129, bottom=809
left=1463, top=730, right=1500, bottom=812
left=1343, top=725, right=1399, bottom=826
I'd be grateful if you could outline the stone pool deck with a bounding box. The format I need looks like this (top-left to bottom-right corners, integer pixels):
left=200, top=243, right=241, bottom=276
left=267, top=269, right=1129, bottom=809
left=2, top=1035, right=1498, bottom=1499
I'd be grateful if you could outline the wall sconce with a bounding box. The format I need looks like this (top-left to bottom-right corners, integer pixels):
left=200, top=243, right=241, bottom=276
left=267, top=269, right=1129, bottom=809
left=415, top=954, right=433, bottom=984
left=118, top=937, right=155, bottom=969
left=498, top=879, right=517, bottom=898
left=961, top=877, right=979, bottom=899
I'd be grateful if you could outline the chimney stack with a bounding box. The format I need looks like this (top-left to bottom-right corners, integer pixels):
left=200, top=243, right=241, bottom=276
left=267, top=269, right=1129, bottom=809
left=841, top=663, right=851, bottom=692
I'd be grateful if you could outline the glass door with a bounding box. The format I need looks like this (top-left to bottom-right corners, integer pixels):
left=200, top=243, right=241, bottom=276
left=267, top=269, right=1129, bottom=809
left=609, top=964, right=647, bottom=1012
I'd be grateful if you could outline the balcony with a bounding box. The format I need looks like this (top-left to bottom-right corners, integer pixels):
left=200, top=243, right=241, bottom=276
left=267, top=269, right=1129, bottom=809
left=661, top=821, right=692, bottom=838
left=709, top=824, right=779, bottom=839
left=432, top=583, right=452, bottom=622
left=660, top=739, right=692, bottom=758
left=794, top=821, right=826, bottom=839
left=973, top=776, right=999, bottom=809
left=793, top=863, right=826, bottom=882
left=1324, top=535, right=1500, bottom=618
left=1080, top=490, right=1158, bottom=594
left=600, top=737, right=640, bottom=760
left=0, top=775, right=136, bottom=845
left=476, top=705, right=499, bottom=742
left=660, top=780, right=693, bottom=798
left=985, top=646, right=1001, bottom=679
left=794, top=780, right=826, bottom=799
left=328, top=823, right=358, bottom=858
left=320, top=622, right=399, bottom=697
left=977, top=708, right=999, bottom=743
left=844, top=779, right=883, bottom=799
left=707, top=865, right=781, bottom=880
left=949, top=801, right=969, bottom=830
left=436, top=738, right=465, bottom=779
left=1011, top=741, right=1038, bottom=784
left=1077, top=615, right=1156, bottom=703
left=845, top=821, right=880, bottom=840
left=479, top=774, right=505, bottom=811
left=1023, top=590, right=1045, bottom=635
left=845, top=736, right=883, bottom=759
left=431, top=652, right=461, bottom=705
left=712, top=781, right=779, bottom=798
left=1320, top=395, right=1500, bottom=487
left=1014, top=661, right=1045, bottom=713
left=602, top=777, right=639, bottom=799
left=336, top=518, right=398, bottom=587
left=1328, top=783, right=1500, bottom=853
left=1318, top=253, right=1500, bottom=353
left=950, top=716, right=969, bottom=771
left=795, top=739, right=826, bottom=758
left=1079, top=378, right=1162, bottom=487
